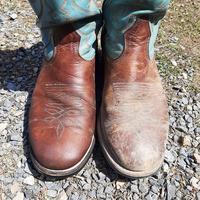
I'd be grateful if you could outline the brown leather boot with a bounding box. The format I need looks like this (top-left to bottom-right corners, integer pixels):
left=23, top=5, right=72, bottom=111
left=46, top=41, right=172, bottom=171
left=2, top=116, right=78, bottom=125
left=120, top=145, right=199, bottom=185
left=98, top=18, right=169, bottom=178
left=29, top=24, right=96, bottom=177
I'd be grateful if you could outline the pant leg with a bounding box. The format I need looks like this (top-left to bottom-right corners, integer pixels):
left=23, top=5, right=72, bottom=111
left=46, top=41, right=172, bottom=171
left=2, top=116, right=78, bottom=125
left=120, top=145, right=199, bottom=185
left=102, top=0, right=170, bottom=59
left=29, top=0, right=102, bottom=60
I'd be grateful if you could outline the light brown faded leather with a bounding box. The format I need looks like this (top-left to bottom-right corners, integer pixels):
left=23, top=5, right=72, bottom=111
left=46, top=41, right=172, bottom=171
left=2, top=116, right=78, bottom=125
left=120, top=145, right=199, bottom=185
left=29, top=24, right=96, bottom=171
left=99, top=18, right=169, bottom=173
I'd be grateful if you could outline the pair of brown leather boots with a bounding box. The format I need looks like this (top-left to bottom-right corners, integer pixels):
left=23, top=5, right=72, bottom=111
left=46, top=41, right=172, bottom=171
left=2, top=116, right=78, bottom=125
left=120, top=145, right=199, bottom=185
left=29, top=0, right=169, bottom=179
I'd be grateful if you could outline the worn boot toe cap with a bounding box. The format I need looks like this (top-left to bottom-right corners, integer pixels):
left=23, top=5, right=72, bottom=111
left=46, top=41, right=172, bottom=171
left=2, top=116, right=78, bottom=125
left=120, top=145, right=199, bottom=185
left=100, top=117, right=168, bottom=175
left=111, top=137, right=166, bottom=172
left=30, top=128, right=92, bottom=171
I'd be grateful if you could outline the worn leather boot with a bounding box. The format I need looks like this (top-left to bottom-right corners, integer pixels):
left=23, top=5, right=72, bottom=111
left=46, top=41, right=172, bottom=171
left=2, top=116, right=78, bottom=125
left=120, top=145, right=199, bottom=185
left=98, top=0, right=170, bottom=178
left=28, top=0, right=102, bottom=177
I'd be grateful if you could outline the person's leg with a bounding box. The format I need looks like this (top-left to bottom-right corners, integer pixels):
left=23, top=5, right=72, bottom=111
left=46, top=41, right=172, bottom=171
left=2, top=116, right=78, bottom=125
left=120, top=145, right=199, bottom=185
left=28, top=0, right=102, bottom=177
left=98, top=0, right=170, bottom=178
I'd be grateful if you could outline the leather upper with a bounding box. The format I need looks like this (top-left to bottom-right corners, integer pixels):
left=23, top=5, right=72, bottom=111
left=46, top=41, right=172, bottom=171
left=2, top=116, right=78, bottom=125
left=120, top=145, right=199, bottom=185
left=29, top=24, right=96, bottom=170
left=100, top=18, right=169, bottom=171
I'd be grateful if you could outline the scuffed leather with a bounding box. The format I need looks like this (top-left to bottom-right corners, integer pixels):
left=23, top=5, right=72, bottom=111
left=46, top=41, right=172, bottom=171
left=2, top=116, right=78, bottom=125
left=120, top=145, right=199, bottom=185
left=100, top=18, right=169, bottom=171
left=29, top=24, right=96, bottom=170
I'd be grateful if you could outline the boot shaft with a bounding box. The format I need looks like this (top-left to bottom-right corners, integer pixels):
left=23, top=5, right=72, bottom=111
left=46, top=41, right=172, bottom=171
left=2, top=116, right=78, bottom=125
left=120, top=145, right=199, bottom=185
left=28, top=0, right=102, bottom=61
left=102, top=0, right=170, bottom=59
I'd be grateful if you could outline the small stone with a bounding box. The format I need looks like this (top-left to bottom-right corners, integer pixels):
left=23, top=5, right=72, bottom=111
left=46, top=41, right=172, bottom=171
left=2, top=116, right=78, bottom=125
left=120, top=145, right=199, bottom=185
left=70, top=194, right=79, bottom=200
left=24, top=190, right=32, bottom=198
left=66, top=185, right=74, bottom=196
left=89, top=190, right=96, bottom=198
left=92, top=173, right=98, bottom=181
left=0, top=123, right=8, bottom=133
left=186, top=185, right=193, bottom=191
left=176, top=190, right=183, bottom=199
left=173, top=135, right=179, bottom=142
left=139, top=183, right=148, bottom=193
left=97, top=193, right=106, bottom=199
left=10, top=14, right=17, bottom=20
left=182, top=97, right=188, bottom=104
left=193, top=153, right=200, bottom=164
left=163, top=162, right=169, bottom=172
left=176, top=126, right=187, bottom=133
left=79, top=194, right=86, bottom=200
left=133, top=193, right=139, bottom=200
left=11, top=132, right=23, bottom=142
left=193, top=105, right=198, bottom=111
left=158, top=179, right=165, bottom=186
left=63, top=182, right=69, bottom=189
left=192, top=140, right=199, bottom=147
left=116, top=179, right=125, bottom=189
left=149, top=179, right=158, bottom=186
left=178, top=158, right=186, bottom=169
left=13, top=192, right=24, bottom=200
left=4, top=177, right=13, bottom=184
left=131, top=185, right=139, bottom=193
left=167, top=185, right=176, bottom=200
left=171, top=59, right=177, bottom=66
left=47, top=190, right=57, bottom=198
left=33, top=67, right=38, bottom=73
left=14, top=111, right=23, bottom=117
left=98, top=172, right=106, bottom=180
left=165, top=150, right=175, bottom=163
left=11, top=183, right=19, bottom=194
left=179, top=148, right=187, bottom=157
left=173, top=85, right=181, bottom=90
left=182, top=73, right=187, bottom=79
left=24, top=176, right=34, bottom=185
left=195, top=127, right=200, bottom=133
left=83, top=170, right=90, bottom=178
left=187, top=105, right=192, bottom=111
left=6, top=82, right=16, bottom=91
left=151, top=185, right=159, bottom=193
left=83, top=183, right=91, bottom=190
left=169, top=117, right=176, bottom=124
left=190, top=177, right=200, bottom=190
left=105, top=185, right=113, bottom=194
left=17, top=161, right=22, bottom=168
left=97, top=186, right=104, bottom=194
left=182, top=136, right=191, bottom=146
left=181, top=87, right=186, bottom=93
left=4, top=99, right=12, bottom=107
left=197, top=192, right=200, bottom=200
left=145, top=194, right=153, bottom=200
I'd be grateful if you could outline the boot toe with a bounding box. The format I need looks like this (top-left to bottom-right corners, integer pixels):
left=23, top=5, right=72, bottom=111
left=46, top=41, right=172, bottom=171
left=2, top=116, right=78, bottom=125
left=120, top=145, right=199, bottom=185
left=31, top=133, right=88, bottom=170
left=99, top=111, right=168, bottom=178
left=112, top=137, right=166, bottom=172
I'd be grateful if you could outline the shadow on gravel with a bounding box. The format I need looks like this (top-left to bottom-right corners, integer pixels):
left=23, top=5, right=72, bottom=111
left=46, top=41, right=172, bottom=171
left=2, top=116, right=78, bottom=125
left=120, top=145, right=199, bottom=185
left=0, top=42, right=44, bottom=179
left=0, top=43, right=126, bottom=182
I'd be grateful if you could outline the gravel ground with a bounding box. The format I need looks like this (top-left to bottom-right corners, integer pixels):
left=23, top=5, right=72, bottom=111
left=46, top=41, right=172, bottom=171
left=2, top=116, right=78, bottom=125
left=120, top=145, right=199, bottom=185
left=0, top=0, right=200, bottom=200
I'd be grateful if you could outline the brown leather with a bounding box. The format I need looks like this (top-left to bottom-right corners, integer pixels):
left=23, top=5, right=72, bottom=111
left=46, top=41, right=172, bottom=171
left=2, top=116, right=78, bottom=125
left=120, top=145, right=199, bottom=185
left=99, top=18, right=169, bottom=174
left=29, top=24, right=96, bottom=171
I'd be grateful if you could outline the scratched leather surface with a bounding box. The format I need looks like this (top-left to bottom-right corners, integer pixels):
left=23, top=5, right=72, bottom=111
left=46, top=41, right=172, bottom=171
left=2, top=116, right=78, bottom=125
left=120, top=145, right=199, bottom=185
left=100, top=18, right=169, bottom=171
left=29, top=24, right=96, bottom=170
left=29, top=0, right=102, bottom=60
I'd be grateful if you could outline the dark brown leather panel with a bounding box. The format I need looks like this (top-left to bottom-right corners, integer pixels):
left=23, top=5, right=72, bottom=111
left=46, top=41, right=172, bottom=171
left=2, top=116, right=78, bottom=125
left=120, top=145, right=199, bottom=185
left=29, top=24, right=96, bottom=170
